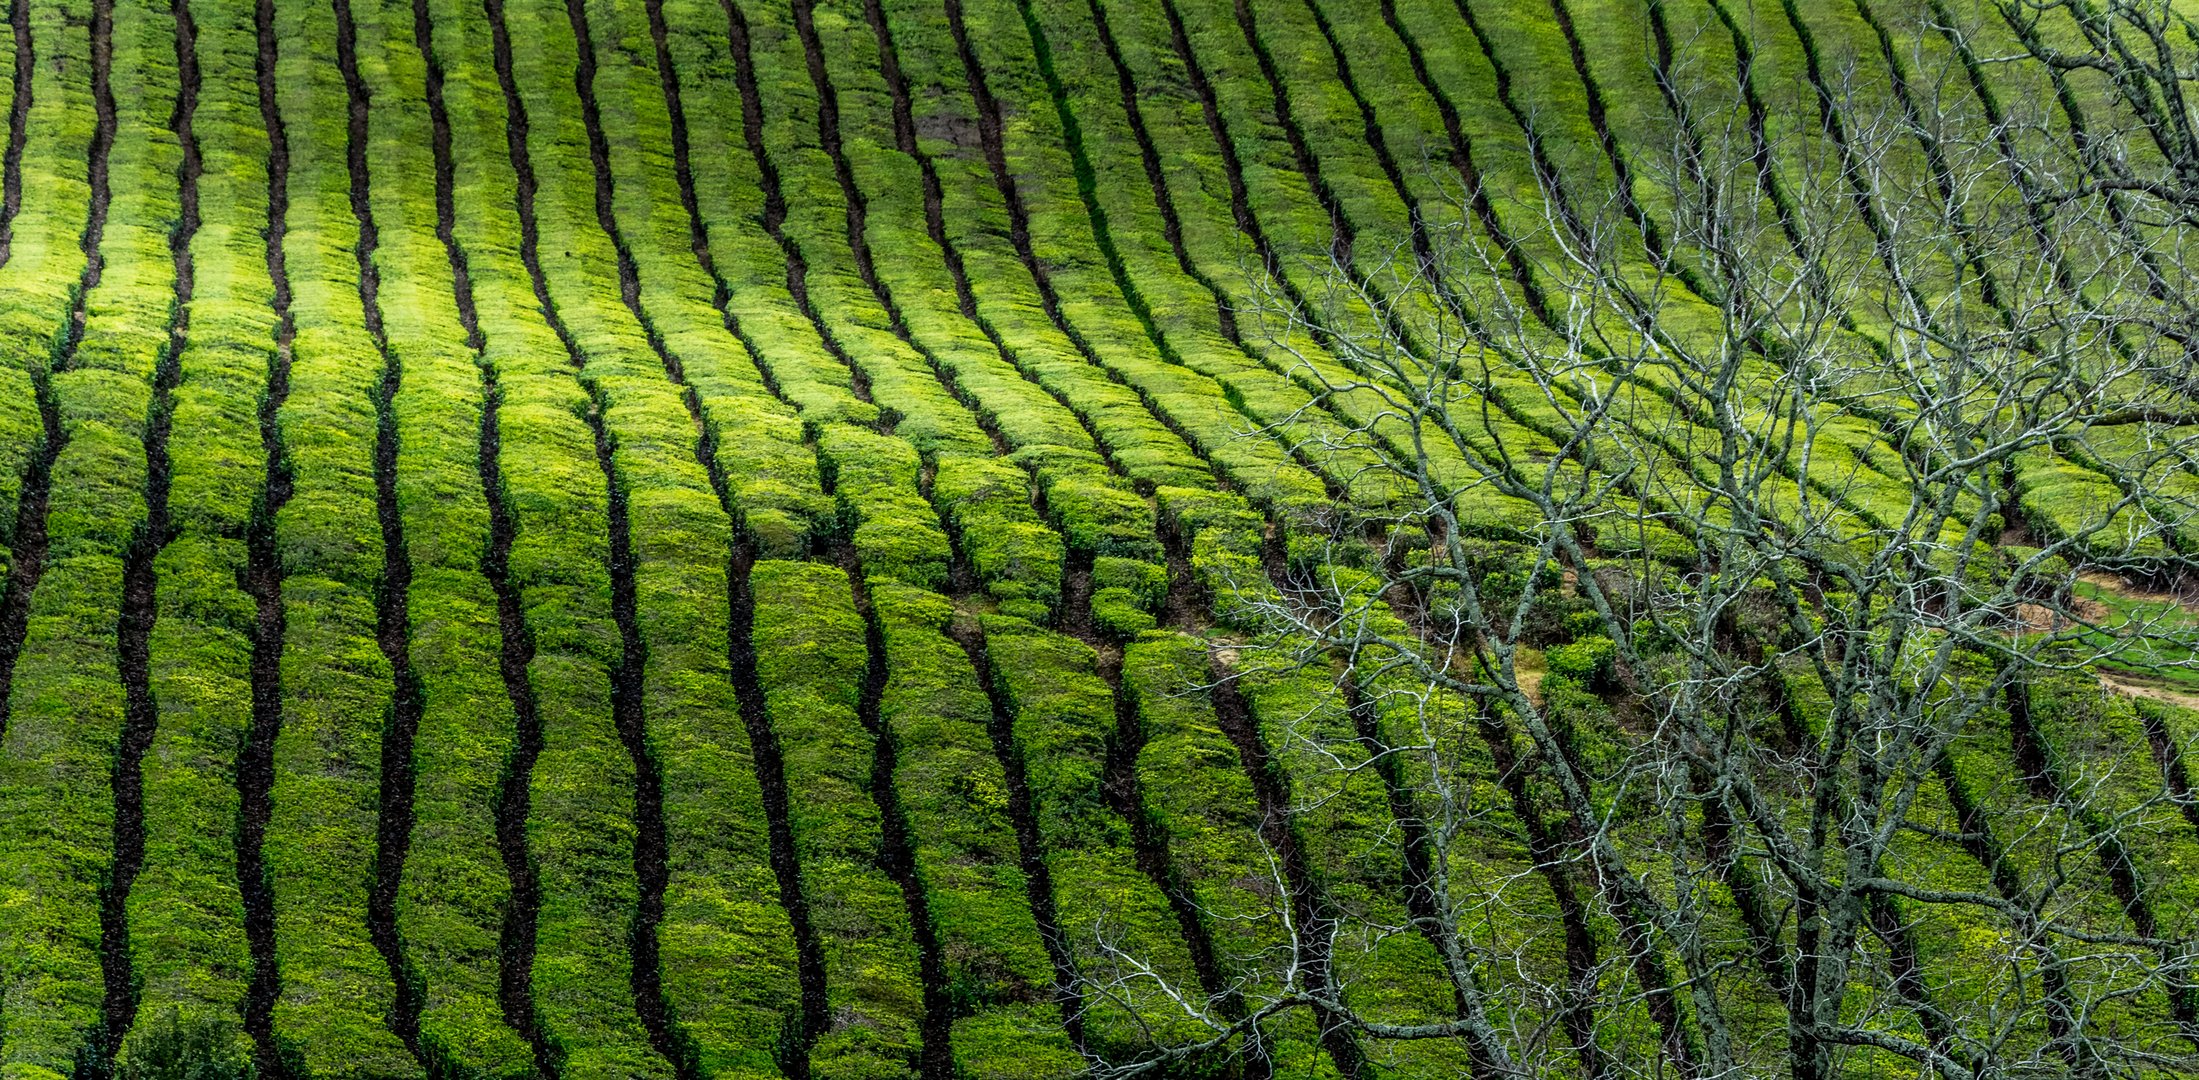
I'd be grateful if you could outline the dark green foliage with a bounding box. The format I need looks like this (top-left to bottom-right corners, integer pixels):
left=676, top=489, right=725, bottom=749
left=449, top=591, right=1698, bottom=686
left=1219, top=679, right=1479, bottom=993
left=114, top=1012, right=254, bottom=1080
left=1430, top=539, right=1586, bottom=645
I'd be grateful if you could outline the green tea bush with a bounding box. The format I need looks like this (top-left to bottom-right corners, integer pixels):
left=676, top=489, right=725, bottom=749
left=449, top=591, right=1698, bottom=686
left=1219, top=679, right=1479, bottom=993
left=976, top=614, right=1214, bottom=1056
left=114, top=1012, right=254, bottom=1080
left=1093, top=555, right=1167, bottom=608
left=1090, top=587, right=1156, bottom=638
left=0, top=0, right=182, bottom=1067
left=750, top=559, right=923, bottom=1076
left=1543, top=634, right=1616, bottom=692
left=820, top=425, right=951, bottom=590
left=935, top=455, right=1064, bottom=612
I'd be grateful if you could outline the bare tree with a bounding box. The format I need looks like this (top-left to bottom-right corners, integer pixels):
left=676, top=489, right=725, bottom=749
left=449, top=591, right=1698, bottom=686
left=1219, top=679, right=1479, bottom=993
left=1089, top=5, right=2199, bottom=1077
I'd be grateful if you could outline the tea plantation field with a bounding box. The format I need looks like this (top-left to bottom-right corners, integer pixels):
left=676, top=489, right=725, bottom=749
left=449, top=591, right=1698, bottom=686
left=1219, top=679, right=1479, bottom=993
left=0, top=0, right=2195, bottom=1075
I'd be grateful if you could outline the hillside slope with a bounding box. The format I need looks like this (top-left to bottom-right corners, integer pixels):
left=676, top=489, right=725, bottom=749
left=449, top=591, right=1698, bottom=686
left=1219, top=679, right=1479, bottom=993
left=1, top=0, right=2198, bottom=1077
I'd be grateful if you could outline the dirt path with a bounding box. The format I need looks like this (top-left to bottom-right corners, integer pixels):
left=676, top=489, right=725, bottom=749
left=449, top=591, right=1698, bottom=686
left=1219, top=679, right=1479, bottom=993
left=2096, top=670, right=2199, bottom=712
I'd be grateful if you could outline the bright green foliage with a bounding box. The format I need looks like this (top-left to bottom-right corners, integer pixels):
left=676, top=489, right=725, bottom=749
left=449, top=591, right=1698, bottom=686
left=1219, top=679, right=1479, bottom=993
left=351, top=0, right=530, bottom=1070
left=0, top=0, right=92, bottom=548
left=943, top=0, right=1333, bottom=523
left=1105, top=0, right=1920, bottom=552
left=790, top=0, right=1157, bottom=563
left=2031, top=671, right=2199, bottom=939
left=1089, top=554, right=1166, bottom=638
left=820, top=425, right=951, bottom=591
left=1088, top=588, right=1153, bottom=639
left=651, top=0, right=1089, bottom=625
left=1075, top=0, right=1565, bottom=521
left=1397, top=0, right=1930, bottom=522
left=933, top=456, right=1063, bottom=615
left=750, top=559, right=923, bottom=1078
left=0, top=0, right=163, bottom=1071
left=0, top=545, right=128, bottom=1080
left=1120, top=632, right=1339, bottom=1065
left=1026, top=451, right=1155, bottom=560
left=868, top=581, right=1081, bottom=1074
left=1543, top=634, right=1615, bottom=689
left=0, top=0, right=2190, bottom=1072
left=1092, top=556, right=1166, bottom=609
left=568, top=0, right=829, bottom=556
left=1233, top=658, right=1480, bottom=1077
left=997, top=0, right=1403, bottom=515
left=124, top=0, right=268, bottom=1064
left=263, top=1, right=415, bottom=1066
left=979, top=615, right=1215, bottom=1057
left=429, top=0, right=666, bottom=1072
left=2017, top=452, right=2172, bottom=560
left=1159, top=485, right=1273, bottom=629
left=870, top=0, right=1215, bottom=495
left=1118, top=636, right=1273, bottom=959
